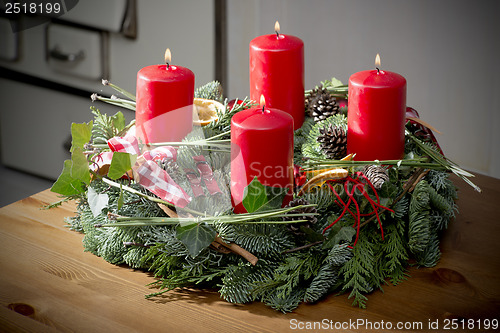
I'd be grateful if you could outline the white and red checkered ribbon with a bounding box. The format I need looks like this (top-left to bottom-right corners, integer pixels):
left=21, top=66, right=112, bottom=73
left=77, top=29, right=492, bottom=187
left=134, top=159, right=191, bottom=208
left=193, top=155, right=222, bottom=195
left=106, top=135, right=191, bottom=208
left=107, top=135, right=140, bottom=155
left=142, top=146, right=177, bottom=163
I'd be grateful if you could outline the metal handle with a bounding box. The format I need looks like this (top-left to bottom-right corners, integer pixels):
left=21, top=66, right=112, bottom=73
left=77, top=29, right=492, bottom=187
left=121, top=0, right=137, bottom=39
left=49, top=46, right=85, bottom=62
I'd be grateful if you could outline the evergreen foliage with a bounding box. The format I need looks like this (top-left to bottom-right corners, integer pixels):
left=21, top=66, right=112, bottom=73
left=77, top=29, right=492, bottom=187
left=407, top=179, right=454, bottom=267
left=194, top=81, right=224, bottom=102
left=217, top=223, right=295, bottom=257
left=91, top=107, right=129, bottom=144
left=340, top=235, right=376, bottom=308
left=303, top=244, right=352, bottom=303
left=264, top=289, right=305, bottom=313
left=414, top=232, right=441, bottom=267
left=294, top=117, right=315, bottom=164
left=304, top=264, right=338, bottom=303
left=51, top=80, right=463, bottom=313
left=325, top=243, right=353, bottom=266
left=220, top=263, right=275, bottom=304
left=381, top=223, right=409, bottom=285
left=302, top=187, right=336, bottom=215
left=203, top=98, right=255, bottom=138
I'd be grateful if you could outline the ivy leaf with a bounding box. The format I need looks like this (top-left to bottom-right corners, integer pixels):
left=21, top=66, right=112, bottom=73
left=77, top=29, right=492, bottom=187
left=70, top=121, right=93, bottom=152
left=300, top=226, right=325, bottom=243
left=176, top=223, right=217, bottom=258
left=242, top=177, right=289, bottom=213
left=380, top=179, right=398, bottom=198
left=51, top=148, right=90, bottom=196
left=70, top=148, right=91, bottom=185
left=242, top=177, right=267, bottom=213
left=51, top=160, right=80, bottom=196
left=323, top=226, right=356, bottom=249
left=87, top=187, right=109, bottom=217
left=322, top=77, right=343, bottom=88
left=108, top=152, right=136, bottom=180
left=111, top=111, right=126, bottom=132
left=261, top=186, right=289, bottom=212
left=379, top=197, right=391, bottom=208
left=329, top=77, right=344, bottom=87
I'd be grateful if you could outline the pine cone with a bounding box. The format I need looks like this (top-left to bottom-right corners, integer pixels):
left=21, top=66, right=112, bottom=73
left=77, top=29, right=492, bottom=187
left=306, top=87, right=339, bottom=122
left=362, top=165, right=389, bottom=190
left=283, top=198, right=317, bottom=235
left=305, top=86, right=322, bottom=109
left=317, top=125, right=347, bottom=160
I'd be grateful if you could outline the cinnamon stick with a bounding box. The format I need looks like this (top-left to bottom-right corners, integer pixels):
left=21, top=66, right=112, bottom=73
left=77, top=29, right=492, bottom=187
left=408, top=169, right=430, bottom=192
left=214, top=236, right=259, bottom=266
left=157, top=203, right=179, bottom=218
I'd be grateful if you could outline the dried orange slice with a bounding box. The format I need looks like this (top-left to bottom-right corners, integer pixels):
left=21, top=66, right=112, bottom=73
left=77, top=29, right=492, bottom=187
left=298, top=168, right=348, bottom=195
left=193, top=98, right=224, bottom=126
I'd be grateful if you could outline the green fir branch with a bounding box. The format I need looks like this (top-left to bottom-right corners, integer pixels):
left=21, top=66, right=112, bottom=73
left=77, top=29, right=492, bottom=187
left=274, top=252, right=324, bottom=300
left=263, top=289, right=305, bottom=313
left=204, top=97, right=256, bottom=136
left=217, top=223, right=295, bottom=257
left=91, top=107, right=132, bottom=144
left=408, top=181, right=432, bottom=254
left=194, top=81, right=224, bottom=102
left=325, top=243, right=353, bottom=266
left=381, top=224, right=409, bottom=285
left=414, top=232, right=441, bottom=267
left=340, top=235, right=376, bottom=308
left=219, top=263, right=275, bottom=304
left=304, top=264, right=338, bottom=303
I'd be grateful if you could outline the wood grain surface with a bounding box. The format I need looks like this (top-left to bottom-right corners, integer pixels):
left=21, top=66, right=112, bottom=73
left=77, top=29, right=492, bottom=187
left=0, top=174, right=499, bottom=332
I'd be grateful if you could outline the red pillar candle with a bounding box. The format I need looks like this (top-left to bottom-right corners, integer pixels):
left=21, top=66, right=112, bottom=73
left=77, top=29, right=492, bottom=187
left=347, top=54, right=406, bottom=161
left=136, top=49, right=194, bottom=144
left=249, top=21, right=304, bottom=130
left=231, top=96, right=294, bottom=213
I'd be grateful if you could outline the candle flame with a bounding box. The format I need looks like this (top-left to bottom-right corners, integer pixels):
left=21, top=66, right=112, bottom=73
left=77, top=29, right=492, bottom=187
left=274, top=21, right=280, bottom=35
left=375, top=53, right=381, bottom=67
left=260, top=95, right=266, bottom=107
left=165, top=48, right=172, bottom=65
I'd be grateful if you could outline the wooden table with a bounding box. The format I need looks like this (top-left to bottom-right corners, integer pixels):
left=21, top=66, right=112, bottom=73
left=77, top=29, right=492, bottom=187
left=1, top=174, right=499, bottom=332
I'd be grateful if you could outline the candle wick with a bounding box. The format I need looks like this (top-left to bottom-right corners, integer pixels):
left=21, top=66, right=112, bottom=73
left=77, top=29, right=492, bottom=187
left=166, top=62, right=170, bottom=69
left=275, top=31, right=279, bottom=38
left=376, top=67, right=380, bottom=74
left=262, top=105, right=265, bottom=114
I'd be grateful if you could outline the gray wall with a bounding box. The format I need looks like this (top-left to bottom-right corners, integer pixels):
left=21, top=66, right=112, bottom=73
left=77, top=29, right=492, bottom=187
left=227, top=0, right=500, bottom=178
